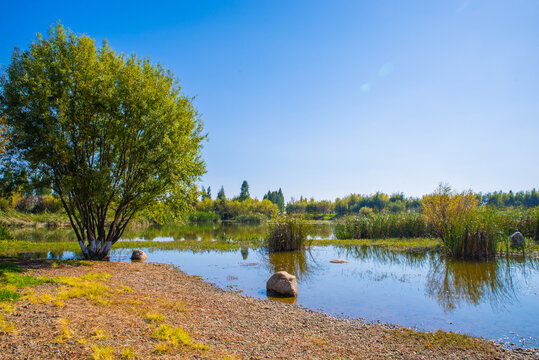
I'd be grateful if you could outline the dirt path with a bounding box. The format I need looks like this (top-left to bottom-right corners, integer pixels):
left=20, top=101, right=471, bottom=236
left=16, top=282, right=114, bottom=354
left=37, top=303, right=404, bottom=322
left=0, top=260, right=537, bottom=359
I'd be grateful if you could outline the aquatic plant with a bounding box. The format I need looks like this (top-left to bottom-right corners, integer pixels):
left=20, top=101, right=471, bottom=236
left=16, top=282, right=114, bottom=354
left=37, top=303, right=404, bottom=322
left=334, top=212, right=428, bottom=240
left=423, top=185, right=501, bottom=260
left=267, top=215, right=308, bottom=252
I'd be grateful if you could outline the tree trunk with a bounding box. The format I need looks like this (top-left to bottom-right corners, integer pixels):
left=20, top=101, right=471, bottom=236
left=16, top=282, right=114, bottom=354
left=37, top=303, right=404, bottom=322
left=80, top=239, right=114, bottom=260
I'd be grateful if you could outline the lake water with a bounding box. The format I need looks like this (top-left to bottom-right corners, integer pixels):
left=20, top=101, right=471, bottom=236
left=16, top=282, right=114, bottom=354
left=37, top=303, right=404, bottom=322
left=10, top=223, right=539, bottom=348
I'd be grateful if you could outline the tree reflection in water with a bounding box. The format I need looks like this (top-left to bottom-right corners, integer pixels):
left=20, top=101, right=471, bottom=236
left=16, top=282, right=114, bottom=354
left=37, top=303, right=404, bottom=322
left=426, top=255, right=538, bottom=312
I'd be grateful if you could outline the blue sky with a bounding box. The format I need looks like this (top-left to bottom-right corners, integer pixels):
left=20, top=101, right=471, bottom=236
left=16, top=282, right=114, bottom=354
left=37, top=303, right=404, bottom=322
left=1, top=0, right=538, bottom=201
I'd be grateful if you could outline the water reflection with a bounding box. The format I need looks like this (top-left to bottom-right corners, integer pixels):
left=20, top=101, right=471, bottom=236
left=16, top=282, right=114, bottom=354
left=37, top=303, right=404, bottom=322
left=12, top=222, right=337, bottom=244
left=240, top=246, right=249, bottom=260
left=265, top=249, right=321, bottom=281
left=122, top=223, right=269, bottom=242
left=305, top=223, right=335, bottom=240
left=267, top=295, right=297, bottom=305
left=426, top=256, right=538, bottom=312
left=333, top=244, right=430, bottom=266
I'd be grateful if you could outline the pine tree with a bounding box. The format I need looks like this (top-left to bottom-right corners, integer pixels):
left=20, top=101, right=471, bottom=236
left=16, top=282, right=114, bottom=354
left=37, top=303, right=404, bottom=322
left=239, top=180, right=250, bottom=202
left=217, top=186, right=226, bottom=201
left=277, top=188, right=285, bottom=212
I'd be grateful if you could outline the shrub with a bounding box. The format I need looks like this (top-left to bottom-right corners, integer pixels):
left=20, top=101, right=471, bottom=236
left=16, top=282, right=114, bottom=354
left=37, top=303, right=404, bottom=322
left=267, top=215, right=308, bottom=252
left=0, top=225, right=13, bottom=240
left=422, top=185, right=500, bottom=260
left=188, top=211, right=220, bottom=223
left=359, top=206, right=374, bottom=217
left=0, top=198, right=11, bottom=211
left=14, top=195, right=34, bottom=212
left=37, top=195, right=63, bottom=213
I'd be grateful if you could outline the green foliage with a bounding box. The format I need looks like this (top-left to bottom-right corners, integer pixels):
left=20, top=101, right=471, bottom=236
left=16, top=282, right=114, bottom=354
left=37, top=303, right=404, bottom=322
left=1, top=23, right=205, bottom=259
left=238, top=180, right=250, bottom=202
left=200, top=186, right=211, bottom=201
left=7, top=194, right=63, bottom=214
left=333, top=192, right=422, bottom=216
left=422, top=185, right=499, bottom=260
left=0, top=224, right=13, bottom=240
left=217, top=186, right=226, bottom=201
left=335, top=212, right=428, bottom=240
left=267, top=215, right=308, bottom=252
left=188, top=211, right=220, bottom=223
left=194, top=197, right=278, bottom=221
left=358, top=206, right=374, bottom=217
left=482, top=188, right=539, bottom=208
left=493, top=206, right=539, bottom=240
left=264, top=188, right=285, bottom=212
left=286, top=197, right=333, bottom=216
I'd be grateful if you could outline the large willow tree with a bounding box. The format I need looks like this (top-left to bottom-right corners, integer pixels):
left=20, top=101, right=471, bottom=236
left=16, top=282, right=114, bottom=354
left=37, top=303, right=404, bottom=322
left=0, top=24, right=206, bottom=259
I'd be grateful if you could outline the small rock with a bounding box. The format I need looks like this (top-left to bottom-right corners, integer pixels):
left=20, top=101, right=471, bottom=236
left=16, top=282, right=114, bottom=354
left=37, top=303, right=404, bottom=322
left=330, top=259, right=349, bottom=264
left=510, top=232, right=526, bottom=249
left=131, top=249, right=147, bottom=262
left=266, top=271, right=297, bottom=297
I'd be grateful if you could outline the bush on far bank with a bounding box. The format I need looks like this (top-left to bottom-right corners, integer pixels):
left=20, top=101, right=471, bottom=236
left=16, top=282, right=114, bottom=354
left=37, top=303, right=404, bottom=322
left=0, top=194, right=63, bottom=214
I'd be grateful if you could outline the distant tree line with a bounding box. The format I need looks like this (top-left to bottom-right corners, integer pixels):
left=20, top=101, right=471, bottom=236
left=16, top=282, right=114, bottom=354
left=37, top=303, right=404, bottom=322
left=192, top=180, right=279, bottom=222
left=479, top=189, right=539, bottom=208
left=263, top=189, right=285, bottom=212
left=284, top=190, right=539, bottom=218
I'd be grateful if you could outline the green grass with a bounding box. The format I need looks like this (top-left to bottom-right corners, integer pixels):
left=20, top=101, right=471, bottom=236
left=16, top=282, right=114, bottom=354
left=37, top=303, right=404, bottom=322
left=0, top=209, right=69, bottom=228
left=312, top=237, right=442, bottom=251
left=0, top=263, right=55, bottom=302
left=0, top=225, right=13, bottom=240
left=0, top=286, right=20, bottom=302
left=335, top=212, right=429, bottom=240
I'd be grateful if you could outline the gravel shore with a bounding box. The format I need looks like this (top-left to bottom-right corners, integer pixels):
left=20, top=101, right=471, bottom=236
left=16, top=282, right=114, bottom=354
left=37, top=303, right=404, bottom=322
left=0, top=260, right=537, bottom=359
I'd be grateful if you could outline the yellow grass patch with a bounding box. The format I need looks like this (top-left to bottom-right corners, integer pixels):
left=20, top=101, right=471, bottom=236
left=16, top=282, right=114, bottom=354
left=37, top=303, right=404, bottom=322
left=93, top=328, right=109, bottom=340
left=153, top=323, right=209, bottom=351
left=0, top=313, right=15, bottom=334
left=145, top=311, right=166, bottom=324
left=91, top=345, right=115, bottom=360
left=53, top=318, right=73, bottom=343
left=120, top=347, right=136, bottom=359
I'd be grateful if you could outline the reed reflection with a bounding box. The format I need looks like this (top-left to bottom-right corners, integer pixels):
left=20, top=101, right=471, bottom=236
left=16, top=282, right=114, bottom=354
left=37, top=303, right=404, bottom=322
left=332, top=244, right=430, bottom=267
left=265, top=248, right=321, bottom=281
left=426, top=256, right=538, bottom=312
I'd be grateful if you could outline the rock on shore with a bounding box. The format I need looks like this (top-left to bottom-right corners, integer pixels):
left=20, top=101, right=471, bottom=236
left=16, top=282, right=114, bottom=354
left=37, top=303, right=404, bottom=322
left=266, top=271, right=298, bottom=297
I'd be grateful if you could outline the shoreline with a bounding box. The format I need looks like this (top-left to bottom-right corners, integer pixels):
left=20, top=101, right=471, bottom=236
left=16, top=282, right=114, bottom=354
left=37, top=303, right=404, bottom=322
left=1, top=259, right=538, bottom=359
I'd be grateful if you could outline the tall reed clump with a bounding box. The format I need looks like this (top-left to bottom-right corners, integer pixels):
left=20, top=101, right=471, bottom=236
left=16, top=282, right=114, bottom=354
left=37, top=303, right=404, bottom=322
left=422, top=185, right=501, bottom=260
left=267, top=215, right=308, bottom=252
left=334, top=212, right=428, bottom=240
left=494, top=207, right=539, bottom=240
